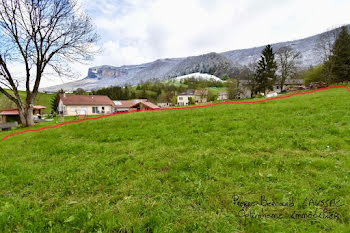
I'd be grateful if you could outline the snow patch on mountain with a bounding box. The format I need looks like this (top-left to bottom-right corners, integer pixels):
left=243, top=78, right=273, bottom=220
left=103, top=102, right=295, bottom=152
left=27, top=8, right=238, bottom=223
left=172, top=73, right=223, bottom=82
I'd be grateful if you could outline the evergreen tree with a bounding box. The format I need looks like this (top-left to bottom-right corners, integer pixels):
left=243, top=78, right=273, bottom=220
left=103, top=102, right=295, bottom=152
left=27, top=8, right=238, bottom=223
left=50, top=89, right=64, bottom=114
left=255, top=45, right=277, bottom=95
left=123, top=86, right=129, bottom=100
left=329, top=26, right=350, bottom=83
left=130, top=90, right=136, bottom=99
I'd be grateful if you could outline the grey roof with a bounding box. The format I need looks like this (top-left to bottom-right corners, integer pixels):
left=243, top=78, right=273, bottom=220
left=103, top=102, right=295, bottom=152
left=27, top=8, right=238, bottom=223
left=179, top=89, right=195, bottom=96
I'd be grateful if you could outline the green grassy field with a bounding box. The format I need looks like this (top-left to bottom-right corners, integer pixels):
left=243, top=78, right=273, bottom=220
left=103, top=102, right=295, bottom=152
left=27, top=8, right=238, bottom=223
left=208, top=87, right=226, bottom=95
left=0, top=88, right=350, bottom=232
left=0, top=90, right=54, bottom=114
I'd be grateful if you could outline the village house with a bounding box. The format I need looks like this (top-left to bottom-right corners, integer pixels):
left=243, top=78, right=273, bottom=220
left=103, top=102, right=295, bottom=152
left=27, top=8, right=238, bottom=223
left=113, top=99, right=160, bottom=112
left=177, top=89, right=208, bottom=106
left=0, top=106, right=46, bottom=124
left=236, top=78, right=305, bottom=99
left=280, top=79, right=305, bottom=92
left=239, top=85, right=253, bottom=99
left=58, top=94, right=115, bottom=116
left=217, top=79, right=303, bottom=101
left=264, top=79, right=305, bottom=96
left=194, top=90, right=208, bottom=103
left=157, top=102, right=173, bottom=108
left=217, top=92, right=228, bottom=100
left=177, top=90, right=195, bottom=106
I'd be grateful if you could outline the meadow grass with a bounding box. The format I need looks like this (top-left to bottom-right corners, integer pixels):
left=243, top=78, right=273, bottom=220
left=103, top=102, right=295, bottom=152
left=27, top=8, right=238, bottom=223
left=0, top=115, right=106, bottom=140
left=208, top=87, right=226, bottom=95
left=0, top=88, right=350, bottom=232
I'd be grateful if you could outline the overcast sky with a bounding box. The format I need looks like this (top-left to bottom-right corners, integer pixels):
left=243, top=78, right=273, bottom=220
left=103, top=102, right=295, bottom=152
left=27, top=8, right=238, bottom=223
left=41, top=0, right=350, bottom=87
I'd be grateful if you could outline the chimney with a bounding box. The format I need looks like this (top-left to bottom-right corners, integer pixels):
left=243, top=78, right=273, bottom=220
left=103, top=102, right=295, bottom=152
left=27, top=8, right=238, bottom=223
left=63, top=93, right=66, bottom=98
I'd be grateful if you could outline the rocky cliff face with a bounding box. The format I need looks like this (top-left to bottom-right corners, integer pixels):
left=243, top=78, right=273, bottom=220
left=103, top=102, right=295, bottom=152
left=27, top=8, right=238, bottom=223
left=164, top=52, right=240, bottom=78
left=42, top=26, right=349, bottom=92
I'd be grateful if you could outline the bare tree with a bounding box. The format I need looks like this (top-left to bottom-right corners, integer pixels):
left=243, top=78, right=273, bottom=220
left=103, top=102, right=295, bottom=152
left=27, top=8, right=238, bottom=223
left=226, top=78, right=239, bottom=99
left=0, top=0, right=98, bottom=126
left=314, top=26, right=343, bottom=83
left=276, top=46, right=302, bottom=92
left=238, top=63, right=256, bottom=98
left=315, top=27, right=342, bottom=63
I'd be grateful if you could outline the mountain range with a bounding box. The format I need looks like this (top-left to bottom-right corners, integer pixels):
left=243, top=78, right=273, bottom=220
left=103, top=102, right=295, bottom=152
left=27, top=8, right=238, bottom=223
left=41, top=26, right=348, bottom=92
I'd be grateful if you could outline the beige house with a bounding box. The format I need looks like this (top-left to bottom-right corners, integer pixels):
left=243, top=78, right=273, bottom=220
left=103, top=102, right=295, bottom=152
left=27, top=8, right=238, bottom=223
left=113, top=99, right=160, bottom=112
left=177, top=89, right=208, bottom=106
left=238, top=78, right=304, bottom=98
left=194, top=90, right=208, bottom=103
left=280, top=79, right=304, bottom=92
left=58, top=94, right=115, bottom=116
left=217, top=92, right=228, bottom=100
left=177, top=90, right=194, bottom=106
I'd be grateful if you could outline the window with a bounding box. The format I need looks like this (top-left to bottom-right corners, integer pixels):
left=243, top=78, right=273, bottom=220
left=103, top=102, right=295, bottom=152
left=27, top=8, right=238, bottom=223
left=92, top=107, right=98, bottom=113
left=179, top=97, right=183, bottom=100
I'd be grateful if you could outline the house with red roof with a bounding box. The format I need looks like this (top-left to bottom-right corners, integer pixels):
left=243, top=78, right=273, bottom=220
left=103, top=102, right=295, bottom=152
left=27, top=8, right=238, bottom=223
left=58, top=94, right=116, bottom=116
left=0, top=106, right=46, bottom=123
left=113, top=99, right=160, bottom=112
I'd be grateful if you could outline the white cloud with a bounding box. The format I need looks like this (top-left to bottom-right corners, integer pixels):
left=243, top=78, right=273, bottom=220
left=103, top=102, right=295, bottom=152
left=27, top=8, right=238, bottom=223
left=95, top=40, right=147, bottom=65
left=14, top=0, right=350, bottom=88
left=89, top=0, right=350, bottom=66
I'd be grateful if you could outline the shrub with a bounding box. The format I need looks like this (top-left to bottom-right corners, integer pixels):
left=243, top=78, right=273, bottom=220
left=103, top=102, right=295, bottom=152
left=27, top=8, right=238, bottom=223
left=302, top=65, right=325, bottom=85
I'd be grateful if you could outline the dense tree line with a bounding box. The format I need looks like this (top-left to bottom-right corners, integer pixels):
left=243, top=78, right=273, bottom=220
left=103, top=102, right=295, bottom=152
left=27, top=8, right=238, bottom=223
left=89, top=78, right=224, bottom=103
left=226, top=43, right=303, bottom=98
left=180, top=78, right=224, bottom=88
left=92, top=82, right=187, bottom=103
left=304, top=26, right=350, bottom=84
left=92, top=86, right=136, bottom=100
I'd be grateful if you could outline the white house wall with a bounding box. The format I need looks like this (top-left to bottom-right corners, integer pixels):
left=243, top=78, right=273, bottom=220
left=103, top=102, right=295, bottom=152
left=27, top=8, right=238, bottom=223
left=177, top=95, right=194, bottom=106
left=58, top=100, right=65, bottom=113
left=62, top=105, right=113, bottom=116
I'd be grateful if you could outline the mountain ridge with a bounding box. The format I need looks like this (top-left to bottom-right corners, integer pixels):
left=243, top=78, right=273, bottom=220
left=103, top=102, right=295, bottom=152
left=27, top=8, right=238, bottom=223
left=41, top=25, right=349, bottom=92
